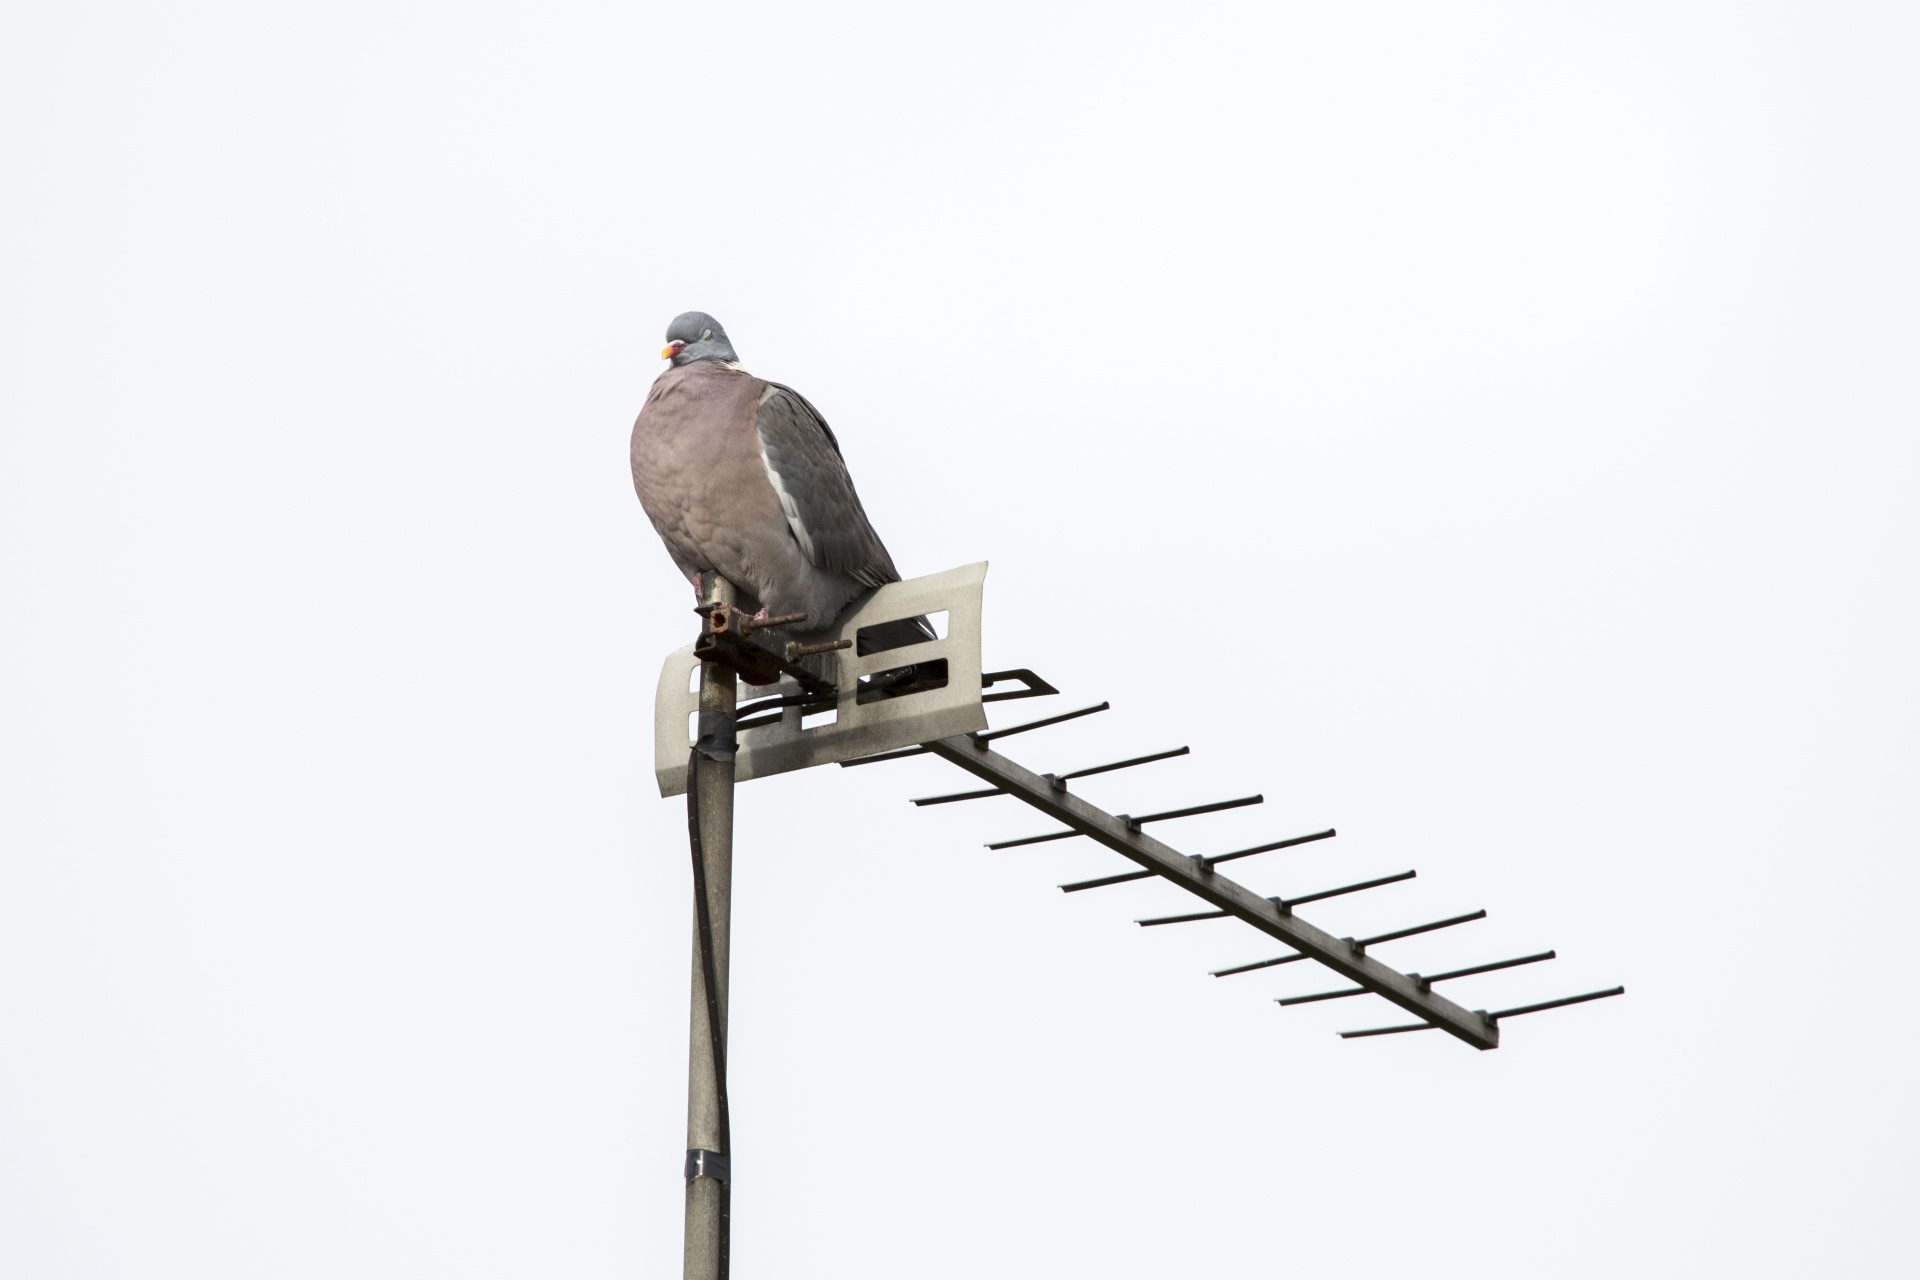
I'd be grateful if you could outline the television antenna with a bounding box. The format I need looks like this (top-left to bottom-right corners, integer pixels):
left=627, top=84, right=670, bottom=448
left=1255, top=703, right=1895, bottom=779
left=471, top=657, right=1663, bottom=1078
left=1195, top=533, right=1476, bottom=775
left=656, top=563, right=1622, bottom=1279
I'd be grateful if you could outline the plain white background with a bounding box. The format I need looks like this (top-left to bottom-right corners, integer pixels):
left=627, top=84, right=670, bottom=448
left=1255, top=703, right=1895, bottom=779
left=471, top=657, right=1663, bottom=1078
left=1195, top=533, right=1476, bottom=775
left=3, top=3, right=1915, bottom=1276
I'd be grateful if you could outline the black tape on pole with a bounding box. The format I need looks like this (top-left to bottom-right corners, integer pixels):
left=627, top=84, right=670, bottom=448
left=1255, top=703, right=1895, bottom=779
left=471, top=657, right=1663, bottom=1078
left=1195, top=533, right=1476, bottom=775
left=694, top=710, right=737, bottom=763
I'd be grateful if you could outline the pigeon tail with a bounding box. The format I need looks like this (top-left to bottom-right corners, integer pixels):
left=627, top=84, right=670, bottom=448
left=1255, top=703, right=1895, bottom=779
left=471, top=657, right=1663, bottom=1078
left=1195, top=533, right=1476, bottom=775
left=854, top=614, right=936, bottom=656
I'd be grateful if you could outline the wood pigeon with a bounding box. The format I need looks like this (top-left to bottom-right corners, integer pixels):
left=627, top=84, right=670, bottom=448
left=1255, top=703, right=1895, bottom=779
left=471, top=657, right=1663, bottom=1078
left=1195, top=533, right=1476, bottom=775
left=630, top=311, right=930, bottom=652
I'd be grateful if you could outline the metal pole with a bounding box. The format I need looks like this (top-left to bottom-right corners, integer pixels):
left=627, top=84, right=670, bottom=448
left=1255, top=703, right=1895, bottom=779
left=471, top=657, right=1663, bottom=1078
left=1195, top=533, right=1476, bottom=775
left=684, top=574, right=735, bottom=1280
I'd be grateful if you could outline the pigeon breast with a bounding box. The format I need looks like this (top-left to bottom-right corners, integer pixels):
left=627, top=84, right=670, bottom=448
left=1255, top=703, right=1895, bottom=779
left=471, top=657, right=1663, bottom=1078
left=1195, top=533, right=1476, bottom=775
left=630, top=360, right=903, bottom=632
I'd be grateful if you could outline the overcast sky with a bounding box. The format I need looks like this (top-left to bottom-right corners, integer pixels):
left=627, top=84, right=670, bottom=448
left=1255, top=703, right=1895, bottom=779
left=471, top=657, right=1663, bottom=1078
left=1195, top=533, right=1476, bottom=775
left=3, top=3, right=1916, bottom=1277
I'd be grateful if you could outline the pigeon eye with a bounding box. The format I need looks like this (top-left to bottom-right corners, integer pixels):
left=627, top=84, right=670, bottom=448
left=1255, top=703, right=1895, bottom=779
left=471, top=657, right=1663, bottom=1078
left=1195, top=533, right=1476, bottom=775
left=701, top=328, right=713, bottom=341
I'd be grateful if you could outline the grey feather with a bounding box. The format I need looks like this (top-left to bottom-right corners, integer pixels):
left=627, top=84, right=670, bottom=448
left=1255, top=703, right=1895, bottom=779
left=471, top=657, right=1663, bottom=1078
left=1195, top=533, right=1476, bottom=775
left=753, top=383, right=901, bottom=589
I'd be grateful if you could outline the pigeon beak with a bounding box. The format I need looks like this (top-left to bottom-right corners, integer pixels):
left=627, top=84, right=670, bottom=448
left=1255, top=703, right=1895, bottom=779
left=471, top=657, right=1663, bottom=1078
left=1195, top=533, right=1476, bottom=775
left=661, top=341, right=686, bottom=360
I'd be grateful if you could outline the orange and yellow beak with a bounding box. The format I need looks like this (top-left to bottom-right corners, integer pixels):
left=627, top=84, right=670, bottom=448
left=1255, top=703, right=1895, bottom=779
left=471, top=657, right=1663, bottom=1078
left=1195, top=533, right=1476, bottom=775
left=661, top=339, right=687, bottom=360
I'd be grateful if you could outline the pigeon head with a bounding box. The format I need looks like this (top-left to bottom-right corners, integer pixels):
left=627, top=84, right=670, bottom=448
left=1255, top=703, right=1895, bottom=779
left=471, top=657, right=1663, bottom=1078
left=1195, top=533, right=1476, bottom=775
left=661, top=312, right=740, bottom=367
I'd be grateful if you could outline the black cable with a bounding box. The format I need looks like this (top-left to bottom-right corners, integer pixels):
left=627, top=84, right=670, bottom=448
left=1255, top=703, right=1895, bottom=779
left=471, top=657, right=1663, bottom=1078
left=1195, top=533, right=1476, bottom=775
left=686, top=745, right=730, bottom=1279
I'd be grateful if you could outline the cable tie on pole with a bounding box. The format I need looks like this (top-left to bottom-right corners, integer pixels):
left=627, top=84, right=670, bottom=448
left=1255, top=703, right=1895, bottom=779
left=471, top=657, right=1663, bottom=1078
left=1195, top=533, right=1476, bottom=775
left=684, top=1149, right=731, bottom=1184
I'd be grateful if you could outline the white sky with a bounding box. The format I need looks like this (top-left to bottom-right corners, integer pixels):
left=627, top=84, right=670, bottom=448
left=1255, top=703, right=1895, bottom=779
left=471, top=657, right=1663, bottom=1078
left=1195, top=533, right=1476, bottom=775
left=3, top=3, right=1916, bottom=1276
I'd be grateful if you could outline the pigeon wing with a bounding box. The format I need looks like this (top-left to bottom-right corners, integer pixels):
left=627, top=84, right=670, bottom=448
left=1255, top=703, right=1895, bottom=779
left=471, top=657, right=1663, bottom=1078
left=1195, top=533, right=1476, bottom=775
left=752, top=382, right=902, bottom=589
